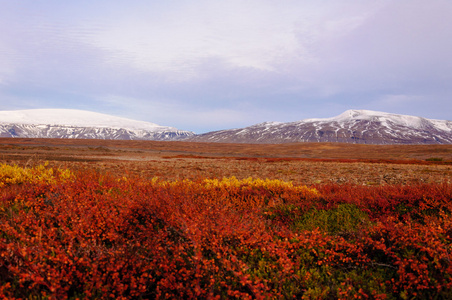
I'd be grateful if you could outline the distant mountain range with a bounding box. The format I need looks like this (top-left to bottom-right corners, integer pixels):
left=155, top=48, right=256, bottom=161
left=0, top=109, right=194, bottom=141
left=1, top=109, right=452, bottom=144
left=189, top=110, right=452, bottom=144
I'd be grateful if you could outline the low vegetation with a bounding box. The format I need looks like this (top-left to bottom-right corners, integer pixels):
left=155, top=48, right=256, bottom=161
left=1, top=163, right=452, bottom=299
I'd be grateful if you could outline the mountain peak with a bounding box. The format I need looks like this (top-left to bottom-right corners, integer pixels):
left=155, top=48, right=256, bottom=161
left=0, top=109, right=194, bottom=140
left=0, top=109, right=169, bottom=131
left=337, top=109, right=383, bottom=119
left=332, top=109, right=429, bottom=129
left=190, top=110, right=452, bottom=144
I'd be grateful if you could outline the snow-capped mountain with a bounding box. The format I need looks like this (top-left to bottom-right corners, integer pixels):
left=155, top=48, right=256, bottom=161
left=0, top=109, right=194, bottom=140
left=3, top=109, right=452, bottom=144
left=190, top=110, right=452, bottom=144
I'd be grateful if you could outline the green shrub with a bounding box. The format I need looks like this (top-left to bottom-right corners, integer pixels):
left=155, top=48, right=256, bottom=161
left=294, top=203, right=370, bottom=235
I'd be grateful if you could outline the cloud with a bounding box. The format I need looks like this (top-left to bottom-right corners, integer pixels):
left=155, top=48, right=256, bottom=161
left=77, top=1, right=299, bottom=77
left=313, top=1, right=452, bottom=93
left=71, top=1, right=389, bottom=80
left=1, top=1, right=387, bottom=88
left=1, top=1, right=452, bottom=131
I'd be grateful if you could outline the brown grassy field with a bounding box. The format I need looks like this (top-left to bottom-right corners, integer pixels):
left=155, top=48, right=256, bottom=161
left=1, top=138, right=451, bottom=185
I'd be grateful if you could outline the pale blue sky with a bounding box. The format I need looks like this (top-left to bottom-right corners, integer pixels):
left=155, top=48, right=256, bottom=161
left=1, top=0, right=451, bottom=133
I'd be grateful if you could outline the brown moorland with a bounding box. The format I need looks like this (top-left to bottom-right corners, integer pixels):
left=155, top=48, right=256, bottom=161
left=0, top=138, right=451, bottom=185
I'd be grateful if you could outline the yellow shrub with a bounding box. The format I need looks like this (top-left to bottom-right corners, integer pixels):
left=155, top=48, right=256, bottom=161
left=149, top=176, right=319, bottom=200
left=0, top=163, right=75, bottom=187
left=202, top=176, right=319, bottom=196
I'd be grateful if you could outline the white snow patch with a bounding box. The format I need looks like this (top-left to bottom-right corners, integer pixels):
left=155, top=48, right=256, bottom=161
left=0, top=109, right=176, bottom=132
left=298, top=109, right=451, bottom=131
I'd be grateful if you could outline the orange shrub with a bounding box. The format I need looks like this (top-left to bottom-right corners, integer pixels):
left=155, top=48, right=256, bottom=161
left=1, top=165, right=451, bottom=299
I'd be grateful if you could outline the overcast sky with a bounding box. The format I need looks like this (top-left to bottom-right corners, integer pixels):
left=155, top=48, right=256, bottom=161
left=1, top=1, right=451, bottom=133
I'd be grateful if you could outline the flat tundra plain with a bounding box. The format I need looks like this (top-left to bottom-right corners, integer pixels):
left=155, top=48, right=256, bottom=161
left=1, top=138, right=451, bottom=185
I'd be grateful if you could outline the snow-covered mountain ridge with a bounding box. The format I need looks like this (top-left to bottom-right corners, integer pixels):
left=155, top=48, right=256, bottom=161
left=0, top=109, right=174, bottom=131
left=190, top=110, right=452, bottom=144
left=2, top=109, right=452, bottom=144
left=0, top=109, right=194, bottom=140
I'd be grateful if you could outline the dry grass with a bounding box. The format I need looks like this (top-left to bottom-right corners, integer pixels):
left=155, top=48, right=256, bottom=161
left=0, top=138, right=451, bottom=185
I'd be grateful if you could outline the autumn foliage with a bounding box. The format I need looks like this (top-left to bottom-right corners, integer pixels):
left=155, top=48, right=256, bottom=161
left=1, top=163, right=452, bottom=299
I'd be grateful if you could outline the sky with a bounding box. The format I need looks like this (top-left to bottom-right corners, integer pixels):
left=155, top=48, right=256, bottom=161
left=0, top=0, right=451, bottom=133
